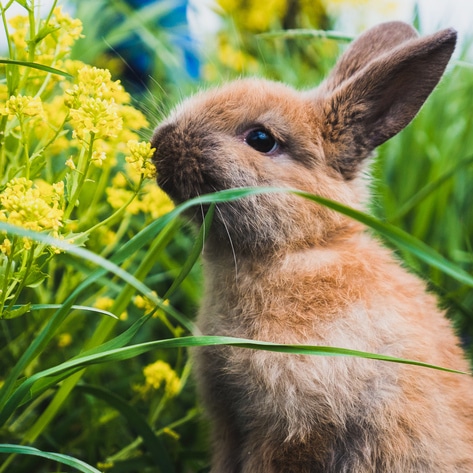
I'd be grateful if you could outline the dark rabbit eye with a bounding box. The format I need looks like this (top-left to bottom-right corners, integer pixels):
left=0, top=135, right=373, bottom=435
left=245, top=129, right=278, bottom=154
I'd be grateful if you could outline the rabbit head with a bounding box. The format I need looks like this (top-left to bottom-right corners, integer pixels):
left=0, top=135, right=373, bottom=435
left=151, top=22, right=456, bottom=256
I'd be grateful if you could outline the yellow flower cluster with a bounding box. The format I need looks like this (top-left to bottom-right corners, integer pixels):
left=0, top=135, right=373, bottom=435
left=50, top=6, right=84, bottom=49
left=69, top=96, right=121, bottom=140
left=0, top=178, right=64, bottom=233
left=134, top=292, right=158, bottom=313
left=66, top=67, right=125, bottom=141
left=143, top=360, right=180, bottom=397
left=1, top=95, right=44, bottom=119
left=64, top=65, right=150, bottom=168
left=134, top=293, right=170, bottom=320
left=125, top=140, right=156, bottom=179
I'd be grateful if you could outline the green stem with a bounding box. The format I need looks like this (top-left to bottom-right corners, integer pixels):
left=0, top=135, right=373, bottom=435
left=19, top=118, right=31, bottom=179
left=6, top=242, right=36, bottom=311
left=81, top=160, right=113, bottom=224
left=0, top=238, right=18, bottom=317
left=64, top=133, right=95, bottom=220
left=0, top=3, right=14, bottom=61
left=0, top=115, right=9, bottom=177
left=84, top=178, right=143, bottom=236
left=17, top=0, right=38, bottom=92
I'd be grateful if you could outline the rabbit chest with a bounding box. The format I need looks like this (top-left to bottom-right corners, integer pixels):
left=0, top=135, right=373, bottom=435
left=193, top=248, right=410, bottom=468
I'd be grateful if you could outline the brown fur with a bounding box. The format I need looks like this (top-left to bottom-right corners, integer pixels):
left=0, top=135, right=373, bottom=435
left=151, top=22, right=473, bottom=472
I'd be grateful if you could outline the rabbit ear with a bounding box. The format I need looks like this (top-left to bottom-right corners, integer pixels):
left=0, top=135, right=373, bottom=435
left=319, top=27, right=457, bottom=179
left=320, top=21, right=419, bottom=93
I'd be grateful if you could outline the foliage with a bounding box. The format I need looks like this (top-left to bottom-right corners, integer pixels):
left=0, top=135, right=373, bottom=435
left=0, top=2, right=203, bottom=471
left=0, top=1, right=472, bottom=472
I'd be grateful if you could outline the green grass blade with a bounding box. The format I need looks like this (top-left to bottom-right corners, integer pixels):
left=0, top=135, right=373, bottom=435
left=258, top=28, right=354, bottom=42
left=17, top=315, right=153, bottom=407
left=11, top=304, right=118, bottom=319
left=0, top=444, right=100, bottom=473
left=2, top=335, right=468, bottom=426
left=177, top=187, right=473, bottom=287
left=391, top=154, right=473, bottom=221
left=0, top=59, right=73, bottom=78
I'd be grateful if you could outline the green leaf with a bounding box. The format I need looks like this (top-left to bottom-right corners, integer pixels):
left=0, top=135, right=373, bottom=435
left=34, top=24, right=61, bottom=44
left=0, top=444, right=100, bottom=473
left=24, top=267, right=48, bottom=288
left=0, top=59, right=73, bottom=78
left=2, top=303, right=31, bottom=320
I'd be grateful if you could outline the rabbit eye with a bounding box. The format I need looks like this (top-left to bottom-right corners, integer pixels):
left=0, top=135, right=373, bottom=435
left=245, top=128, right=278, bottom=154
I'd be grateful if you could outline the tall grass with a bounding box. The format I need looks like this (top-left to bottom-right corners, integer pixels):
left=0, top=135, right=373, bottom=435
left=0, top=1, right=472, bottom=472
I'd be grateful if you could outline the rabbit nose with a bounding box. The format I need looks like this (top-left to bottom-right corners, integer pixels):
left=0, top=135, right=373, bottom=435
left=150, top=122, right=213, bottom=202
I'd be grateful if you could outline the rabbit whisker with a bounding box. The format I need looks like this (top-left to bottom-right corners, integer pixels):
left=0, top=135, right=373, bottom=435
left=215, top=204, right=239, bottom=281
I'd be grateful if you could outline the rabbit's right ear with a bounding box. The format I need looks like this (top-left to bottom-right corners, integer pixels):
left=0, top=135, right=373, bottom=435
left=317, top=25, right=456, bottom=179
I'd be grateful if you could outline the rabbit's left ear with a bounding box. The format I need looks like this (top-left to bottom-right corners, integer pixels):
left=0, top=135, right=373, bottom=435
left=319, top=21, right=419, bottom=93
left=318, top=27, right=457, bottom=179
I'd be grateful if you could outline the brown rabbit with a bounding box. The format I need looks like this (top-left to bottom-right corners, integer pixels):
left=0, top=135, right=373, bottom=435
left=151, top=22, right=473, bottom=473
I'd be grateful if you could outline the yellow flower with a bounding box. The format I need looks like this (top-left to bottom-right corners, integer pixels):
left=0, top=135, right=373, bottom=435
left=8, top=15, right=28, bottom=51
left=218, top=0, right=286, bottom=32
left=91, top=150, right=107, bottom=167
left=94, top=296, right=126, bottom=320
left=69, top=97, right=122, bottom=140
left=120, top=106, right=149, bottom=134
left=102, top=229, right=117, bottom=246
left=58, top=332, right=73, bottom=348
left=143, top=360, right=180, bottom=397
left=0, top=239, right=12, bottom=256
left=65, top=66, right=130, bottom=107
left=94, top=297, right=114, bottom=311
left=125, top=140, right=156, bottom=179
left=140, top=183, right=174, bottom=219
left=0, top=178, right=64, bottom=233
left=51, top=6, right=83, bottom=46
left=1, top=95, right=44, bottom=119
left=134, top=291, right=160, bottom=313
left=65, top=157, right=76, bottom=170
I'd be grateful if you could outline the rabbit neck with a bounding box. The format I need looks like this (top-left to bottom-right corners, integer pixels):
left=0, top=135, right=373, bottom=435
left=198, top=229, right=393, bottom=342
